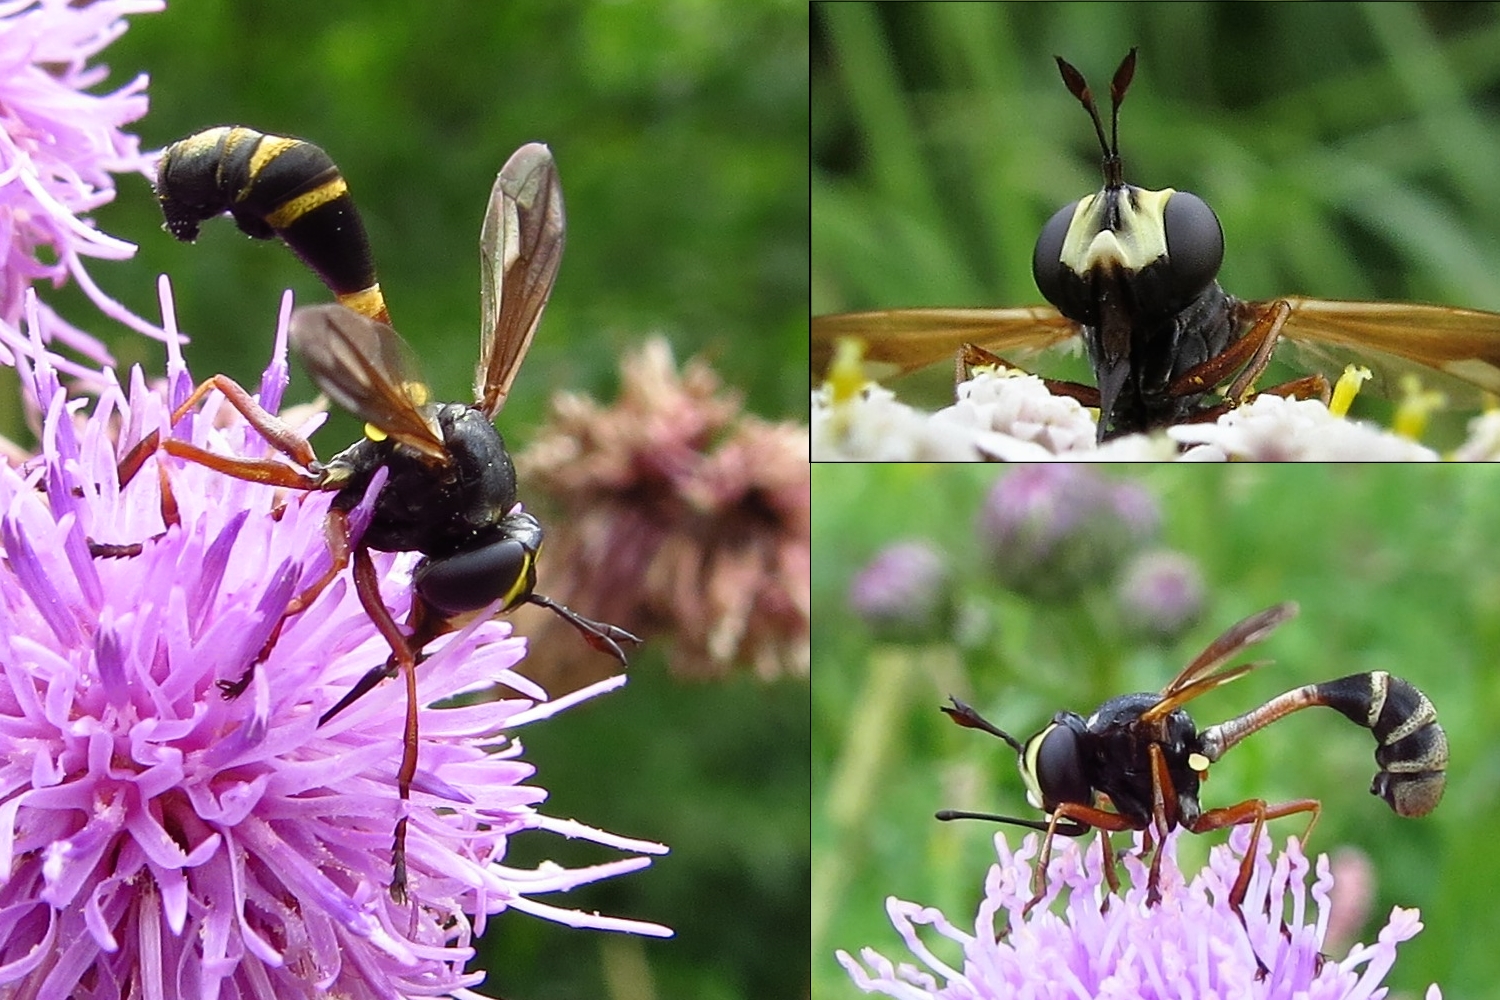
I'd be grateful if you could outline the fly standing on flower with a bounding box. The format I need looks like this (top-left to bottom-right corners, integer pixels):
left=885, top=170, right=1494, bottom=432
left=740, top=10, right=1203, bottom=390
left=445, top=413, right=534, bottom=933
left=812, top=49, right=1500, bottom=441
left=147, top=125, right=641, bottom=901
left=937, top=602, right=1447, bottom=917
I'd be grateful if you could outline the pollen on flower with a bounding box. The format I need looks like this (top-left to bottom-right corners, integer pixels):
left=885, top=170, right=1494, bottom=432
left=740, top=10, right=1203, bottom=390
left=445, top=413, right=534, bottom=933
left=0, top=285, right=669, bottom=1000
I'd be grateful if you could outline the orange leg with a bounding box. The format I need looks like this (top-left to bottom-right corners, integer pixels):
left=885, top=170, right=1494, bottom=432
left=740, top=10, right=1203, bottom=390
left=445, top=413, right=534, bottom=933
left=171, top=373, right=319, bottom=470
left=1189, top=797, right=1321, bottom=911
left=1169, top=300, right=1291, bottom=400
left=219, top=508, right=355, bottom=698
left=1025, top=801, right=1143, bottom=916
left=957, top=343, right=1102, bottom=407
left=349, top=543, right=424, bottom=903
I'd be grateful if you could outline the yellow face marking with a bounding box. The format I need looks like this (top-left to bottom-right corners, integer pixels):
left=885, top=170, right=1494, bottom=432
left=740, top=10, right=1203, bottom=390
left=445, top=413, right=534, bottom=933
left=262, top=176, right=349, bottom=230
left=1059, top=186, right=1174, bottom=274
left=1019, top=724, right=1055, bottom=810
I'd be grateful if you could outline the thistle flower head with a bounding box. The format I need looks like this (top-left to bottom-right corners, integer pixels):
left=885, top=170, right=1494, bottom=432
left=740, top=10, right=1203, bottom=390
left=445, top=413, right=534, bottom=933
left=839, top=827, right=1441, bottom=1000
left=517, top=337, right=808, bottom=686
left=847, top=540, right=951, bottom=642
left=0, top=285, right=669, bottom=999
left=0, top=0, right=165, bottom=367
left=976, top=466, right=1159, bottom=601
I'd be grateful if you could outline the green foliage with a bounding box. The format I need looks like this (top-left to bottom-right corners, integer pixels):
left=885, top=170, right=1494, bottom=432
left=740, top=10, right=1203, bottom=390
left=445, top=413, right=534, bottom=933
left=813, top=2, right=1500, bottom=423
left=55, top=4, right=807, bottom=999
left=814, top=465, right=1500, bottom=1000
left=74, top=0, right=806, bottom=438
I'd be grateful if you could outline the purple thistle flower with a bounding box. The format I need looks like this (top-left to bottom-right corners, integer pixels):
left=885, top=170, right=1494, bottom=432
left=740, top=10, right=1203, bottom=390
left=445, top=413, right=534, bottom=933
left=847, top=540, right=951, bottom=642
left=1116, top=548, right=1207, bottom=639
left=839, top=827, right=1441, bottom=1000
left=976, top=467, right=1160, bottom=601
left=0, top=0, right=165, bottom=370
left=0, top=285, right=669, bottom=999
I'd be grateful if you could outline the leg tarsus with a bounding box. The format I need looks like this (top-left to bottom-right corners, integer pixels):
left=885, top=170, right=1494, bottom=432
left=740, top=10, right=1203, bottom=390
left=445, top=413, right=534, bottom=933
left=526, top=592, right=641, bottom=665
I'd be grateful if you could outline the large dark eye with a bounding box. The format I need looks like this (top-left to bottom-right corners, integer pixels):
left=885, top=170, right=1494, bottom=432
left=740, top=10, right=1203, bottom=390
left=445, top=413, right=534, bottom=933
left=1030, top=724, right=1090, bottom=808
left=1032, top=200, right=1080, bottom=318
left=413, top=537, right=533, bottom=614
left=1162, top=191, right=1224, bottom=302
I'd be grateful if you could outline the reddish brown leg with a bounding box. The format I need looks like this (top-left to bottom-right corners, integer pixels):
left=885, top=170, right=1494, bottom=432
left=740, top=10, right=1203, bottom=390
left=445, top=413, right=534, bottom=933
left=1256, top=374, right=1331, bottom=405
left=116, top=430, right=161, bottom=490
left=349, top=543, right=424, bottom=903
left=171, top=374, right=319, bottom=470
left=1097, top=828, right=1119, bottom=909
left=89, top=433, right=183, bottom=558
left=219, top=508, right=355, bottom=698
left=1143, top=743, right=1189, bottom=907
left=1025, top=802, right=1142, bottom=916
left=957, top=343, right=1103, bottom=407
left=161, top=438, right=323, bottom=490
left=1169, top=300, right=1292, bottom=401
left=1188, top=797, right=1321, bottom=912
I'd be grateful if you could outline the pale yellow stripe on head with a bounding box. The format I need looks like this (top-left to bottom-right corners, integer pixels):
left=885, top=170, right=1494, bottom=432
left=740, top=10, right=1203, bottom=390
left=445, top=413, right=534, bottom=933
left=263, top=176, right=349, bottom=230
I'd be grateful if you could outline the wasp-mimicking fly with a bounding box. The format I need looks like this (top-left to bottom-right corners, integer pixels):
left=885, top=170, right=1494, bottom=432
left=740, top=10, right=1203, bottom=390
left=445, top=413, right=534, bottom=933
left=150, top=125, right=640, bottom=900
left=938, top=602, right=1446, bottom=915
left=812, top=49, right=1500, bottom=441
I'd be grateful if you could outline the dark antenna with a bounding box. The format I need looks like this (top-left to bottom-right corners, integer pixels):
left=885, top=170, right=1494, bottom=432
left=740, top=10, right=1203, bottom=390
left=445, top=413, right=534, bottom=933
left=1054, top=48, right=1137, bottom=189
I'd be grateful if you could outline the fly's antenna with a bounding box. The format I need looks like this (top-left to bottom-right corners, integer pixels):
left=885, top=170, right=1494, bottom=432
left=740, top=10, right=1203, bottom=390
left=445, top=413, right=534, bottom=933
left=1054, top=48, right=1137, bottom=189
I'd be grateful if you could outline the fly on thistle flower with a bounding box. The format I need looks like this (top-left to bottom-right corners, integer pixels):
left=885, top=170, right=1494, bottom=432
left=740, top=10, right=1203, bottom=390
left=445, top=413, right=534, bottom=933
left=149, top=125, right=642, bottom=901
left=0, top=286, right=671, bottom=999
left=839, top=828, right=1443, bottom=999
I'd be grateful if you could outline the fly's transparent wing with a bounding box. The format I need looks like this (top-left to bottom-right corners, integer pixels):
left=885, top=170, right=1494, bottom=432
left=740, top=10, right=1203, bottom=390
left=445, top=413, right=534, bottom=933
left=290, top=303, right=446, bottom=462
left=475, top=142, right=565, bottom=418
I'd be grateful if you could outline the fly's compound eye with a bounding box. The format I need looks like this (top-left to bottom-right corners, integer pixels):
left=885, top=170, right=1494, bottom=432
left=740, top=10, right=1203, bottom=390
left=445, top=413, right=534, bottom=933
left=1032, top=199, right=1085, bottom=322
left=413, top=536, right=535, bottom=615
left=1022, top=722, right=1091, bottom=810
left=1160, top=191, right=1224, bottom=305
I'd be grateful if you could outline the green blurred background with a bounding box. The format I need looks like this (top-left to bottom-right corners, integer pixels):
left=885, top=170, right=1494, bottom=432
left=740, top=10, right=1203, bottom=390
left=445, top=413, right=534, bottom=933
left=31, top=3, right=809, bottom=999
left=813, top=2, right=1500, bottom=437
left=814, top=465, right=1500, bottom=999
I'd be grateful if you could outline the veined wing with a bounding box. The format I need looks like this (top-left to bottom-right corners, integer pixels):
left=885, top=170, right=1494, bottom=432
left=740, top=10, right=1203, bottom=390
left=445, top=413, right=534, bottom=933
left=290, top=304, right=447, bottom=463
left=812, top=306, right=1080, bottom=383
left=1139, top=603, right=1299, bottom=724
left=1269, top=297, right=1500, bottom=405
left=475, top=142, right=565, bottom=419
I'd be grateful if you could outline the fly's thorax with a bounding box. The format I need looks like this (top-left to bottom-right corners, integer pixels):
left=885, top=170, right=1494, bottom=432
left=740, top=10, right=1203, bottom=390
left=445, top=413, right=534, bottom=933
left=329, top=402, right=519, bottom=556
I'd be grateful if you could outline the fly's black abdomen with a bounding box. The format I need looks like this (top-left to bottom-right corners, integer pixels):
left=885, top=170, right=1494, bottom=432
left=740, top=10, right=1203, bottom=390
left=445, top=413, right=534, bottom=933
left=1314, top=671, right=1447, bottom=817
left=156, top=126, right=384, bottom=321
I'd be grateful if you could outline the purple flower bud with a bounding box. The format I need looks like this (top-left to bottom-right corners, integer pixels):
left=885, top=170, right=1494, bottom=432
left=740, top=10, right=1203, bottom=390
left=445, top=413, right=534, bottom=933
left=848, top=540, right=951, bottom=641
left=1117, top=549, right=1206, bottom=638
left=976, top=467, right=1160, bottom=600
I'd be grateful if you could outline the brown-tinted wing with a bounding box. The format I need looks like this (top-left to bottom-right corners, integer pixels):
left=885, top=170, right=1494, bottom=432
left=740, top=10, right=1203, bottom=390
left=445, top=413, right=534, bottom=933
left=475, top=142, right=565, bottom=419
left=1269, top=297, right=1500, bottom=405
left=290, top=304, right=447, bottom=463
left=811, top=306, right=1081, bottom=383
left=1139, top=602, right=1299, bottom=724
